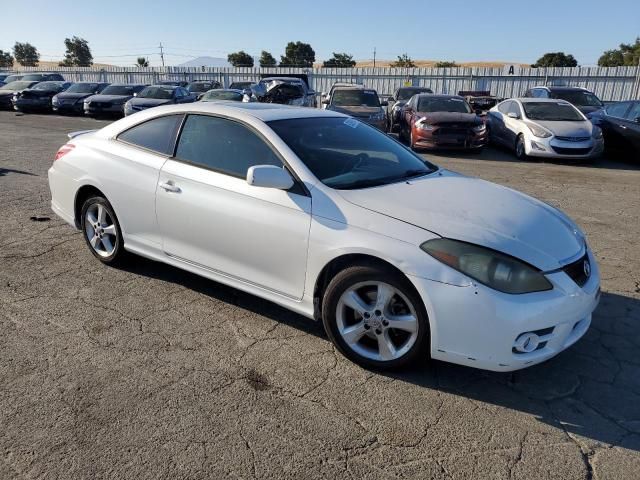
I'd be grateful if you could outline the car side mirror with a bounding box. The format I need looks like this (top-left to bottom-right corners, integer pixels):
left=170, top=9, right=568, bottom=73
left=322, top=98, right=330, bottom=105
left=246, top=165, right=294, bottom=190
left=507, top=112, right=519, bottom=119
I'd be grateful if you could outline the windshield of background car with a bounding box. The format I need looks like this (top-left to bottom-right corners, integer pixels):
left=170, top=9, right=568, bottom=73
left=100, top=85, right=135, bottom=96
left=332, top=89, right=380, bottom=107
left=188, top=83, right=212, bottom=93
left=21, top=74, right=44, bottom=81
left=397, top=88, right=432, bottom=100
left=201, top=90, right=244, bottom=101
left=138, top=86, right=174, bottom=99
left=417, top=97, right=471, bottom=113
left=523, top=102, right=584, bottom=121
left=551, top=90, right=603, bottom=107
left=66, top=83, right=101, bottom=93
left=0, top=81, right=34, bottom=91
left=268, top=117, right=437, bottom=190
left=33, top=82, right=62, bottom=91
left=4, top=75, right=22, bottom=83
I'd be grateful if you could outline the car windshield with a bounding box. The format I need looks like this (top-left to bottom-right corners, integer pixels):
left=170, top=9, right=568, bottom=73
left=268, top=117, right=437, bottom=190
left=523, top=102, right=584, bottom=121
left=138, top=86, right=174, bottom=99
left=4, top=75, right=22, bottom=83
left=551, top=90, right=603, bottom=107
left=230, top=82, right=252, bottom=89
left=417, top=97, right=471, bottom=113
left=332, top=89, right=380, bottom=107
left=188, top=83, right=212, bottom=93
left=101, top=85, right=136, bottom=96
left=0, top=81, right=34, bottom=91
left=21, top=74, right=45, bottom=81
left=201, top=90, right=243, bottom=102
left=397, top=88, right=432, bottom=100
left=66, top=83, right=101, bottom=93
left=33, top=82, right=62, bottom=91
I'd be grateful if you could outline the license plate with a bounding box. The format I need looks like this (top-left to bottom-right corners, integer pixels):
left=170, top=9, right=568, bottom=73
left=438, top=136, right=463, bottom=144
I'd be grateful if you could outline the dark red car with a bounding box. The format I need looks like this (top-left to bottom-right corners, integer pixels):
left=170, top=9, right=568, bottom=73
left=400, top=94, right=488, bottom=152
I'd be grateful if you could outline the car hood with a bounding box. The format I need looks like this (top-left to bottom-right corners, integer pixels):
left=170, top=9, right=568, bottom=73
left=87, top=94, right=130, bottom=103
left=129, top=98, right=172, bottom=108
left=417, top=111, right=479, bottom=124
left=328, top=105, right=382, bottom=117
left=533, top=120, right=593, bottom=137
left=575, top=105, right=602, bottom=115
left=338, top=170, right=583, bottom=270
left=56, top=92, right=93, bottom=100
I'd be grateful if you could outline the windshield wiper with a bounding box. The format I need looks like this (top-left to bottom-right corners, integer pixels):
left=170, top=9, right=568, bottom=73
left=336, top=169, right=431, bottom=190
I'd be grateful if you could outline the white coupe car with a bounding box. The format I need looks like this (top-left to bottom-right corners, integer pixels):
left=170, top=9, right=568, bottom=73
left=48, top=103, right=600, bottom=371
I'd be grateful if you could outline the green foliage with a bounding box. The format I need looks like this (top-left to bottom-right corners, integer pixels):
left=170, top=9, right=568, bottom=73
left=322, top=52, right=356, bottom=68
left=0, top=50, right=13, bottom=68
left=259, top=51, right=277, bottom=67
left=136, top=57, right=149, bottom=67
left=227, top=51, right=254, bottom=67
left=434, top=61, right=457, bottom=68
left=12, top=42, right=39, bottom=67
left=59, top=36, right=93, bottom=67
left=391, top=54, right=415, bottom=68
left=531, top=52, right=578, bottom=68
left=598, top=38, right=640, bottom=67
left=280, top=41, right=315, bottom=67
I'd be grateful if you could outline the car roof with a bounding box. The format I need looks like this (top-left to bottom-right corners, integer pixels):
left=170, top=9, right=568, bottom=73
left=148, top=84, right=178, bottom=90
left=414, top=93, right=463, bottom=99
left=514, top=97, right=574, bottom=103
left=261, top=77, right=302, bottom=82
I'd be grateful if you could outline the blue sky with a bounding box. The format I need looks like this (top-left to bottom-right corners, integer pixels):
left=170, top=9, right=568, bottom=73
left=2, top=0, right=639, bottom=66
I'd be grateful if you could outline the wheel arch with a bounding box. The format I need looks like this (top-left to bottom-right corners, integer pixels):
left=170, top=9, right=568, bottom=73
left=74, top=184, right=107, bottom=228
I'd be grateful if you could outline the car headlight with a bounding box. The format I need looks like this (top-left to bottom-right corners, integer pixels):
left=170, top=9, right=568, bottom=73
left=592, top=127, right=603, bottom=139
left=420, top=238, right=553, bottom=294
left=526, top=123, right=552, bottom=138
left=52, top=96, right=59, bottom=105
left=472, top=124, right=486, bottom=132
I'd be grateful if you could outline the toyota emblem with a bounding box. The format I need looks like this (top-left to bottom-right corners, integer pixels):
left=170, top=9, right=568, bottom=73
left=583, top=260, right=591, bottom=277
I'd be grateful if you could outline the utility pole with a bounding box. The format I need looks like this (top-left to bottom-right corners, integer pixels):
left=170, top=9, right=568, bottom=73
left=159, top=42, right=165, bottom=67
left=373, top=47, right=376, bottom=68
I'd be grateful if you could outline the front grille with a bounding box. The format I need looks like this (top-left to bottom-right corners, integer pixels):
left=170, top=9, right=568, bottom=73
left=555, top=136, right=590, bottom=142
left=563, top=254, right=590, bottom=287
left=551, top=146, right=592, bottom=155
left=434, top=127, right=470, bottom=136
left=91, top=102, right=109, bottom=108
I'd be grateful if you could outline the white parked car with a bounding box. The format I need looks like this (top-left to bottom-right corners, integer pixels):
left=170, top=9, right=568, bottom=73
left=48, top=103, right=600, bottom=371
left=487, top=98, right=604, bottom=160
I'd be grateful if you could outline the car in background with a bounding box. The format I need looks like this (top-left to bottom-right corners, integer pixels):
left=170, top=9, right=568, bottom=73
left=199, top=89, right=249, bottom=103
left=0, top=81, right=39, bottom=109
left=187, top=80, right=222, bottom=100
left=386, top=86, right=433, bottom=132
left=459, top=91, right=503, bottom=115
left=13, top=81, right=72, bottom=112
left=487, top=98, right=603, bottom=160
left=229, top=81, right=253, bottom=90
left=400, top=94, right=487, bottom=151
left=84, top=83, right=148, bottom=117
left=0, top=73, right=15, bottom=87
left=48, top=102, right=600, bottom=372
left=52, top=82, right=110, bottom=114
left=523, top=86, right=604, bottom=115
left=19, top=72, right=66, bottom=82
left=589, top=101, right=640, bottom=158
left=1, top=74, right=24, bottom=87
left=323, top=87, right=388, bottom=130
left=257, top=77, right=316, bottom=107
left=321, top=82, right=365, bottom=108
left=124, top=85, right=196, bottom=116
left=158, top=80, right=189, bottom=87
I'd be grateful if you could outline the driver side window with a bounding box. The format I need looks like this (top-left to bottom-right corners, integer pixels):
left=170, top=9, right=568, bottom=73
left=175, top=114, right=283, bottom=178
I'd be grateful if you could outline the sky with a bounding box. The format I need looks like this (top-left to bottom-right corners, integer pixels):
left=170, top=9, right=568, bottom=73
left=1, top=0, right=639, bottom=67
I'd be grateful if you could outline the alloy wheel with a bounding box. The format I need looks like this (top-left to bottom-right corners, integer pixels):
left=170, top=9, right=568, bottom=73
left=84, top=203, right=117, bottom=258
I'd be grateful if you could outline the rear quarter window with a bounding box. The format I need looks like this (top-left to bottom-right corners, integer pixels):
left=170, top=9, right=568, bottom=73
left=117, top=114, right=184, bottom=155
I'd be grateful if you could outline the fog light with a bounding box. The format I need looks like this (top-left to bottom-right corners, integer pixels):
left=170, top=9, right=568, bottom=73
left=531, top=141, right=546, bottom=151
left=513, top=332, right=540, bottom=353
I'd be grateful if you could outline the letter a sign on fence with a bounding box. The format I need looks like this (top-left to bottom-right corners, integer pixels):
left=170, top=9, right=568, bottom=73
left=503, top=65, right=520, bottom=76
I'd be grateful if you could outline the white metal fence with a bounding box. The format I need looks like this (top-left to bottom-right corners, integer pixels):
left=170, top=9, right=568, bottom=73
left=4, top=65, right=640, bottom=101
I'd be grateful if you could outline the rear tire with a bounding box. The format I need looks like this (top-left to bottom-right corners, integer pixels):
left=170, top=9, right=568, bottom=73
left=80, top=196, right=127, bottom=265
left=322, top=263, right=430, bottom=370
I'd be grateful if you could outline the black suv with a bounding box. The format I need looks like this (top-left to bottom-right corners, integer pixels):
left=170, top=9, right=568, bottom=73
left=523, top=86, right=603, bottom=115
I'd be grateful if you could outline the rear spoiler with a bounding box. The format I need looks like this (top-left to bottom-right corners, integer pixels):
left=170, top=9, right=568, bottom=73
left=67, top=130, right=97, bottom=140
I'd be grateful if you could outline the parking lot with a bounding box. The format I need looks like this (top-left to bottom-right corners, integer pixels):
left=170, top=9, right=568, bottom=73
left=1, top=110, right=639, bottom=479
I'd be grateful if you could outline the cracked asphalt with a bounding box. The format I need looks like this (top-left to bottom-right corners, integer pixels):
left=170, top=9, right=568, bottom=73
left=1, top=110, right=639, bottom=480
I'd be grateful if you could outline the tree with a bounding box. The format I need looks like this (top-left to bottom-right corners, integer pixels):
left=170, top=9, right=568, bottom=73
left=598, top=38, right=640, bottom=67
left=531, top=52, right=578, bottom=68
left=391, top=54, right=415, bottom=68
left=59, top=36, right=93, bottom=67
left=227, top=51, right=254, bottom=67
left=322, top=52, right=356, bottom=68
left=259, top=51, right=277, bottom=67
left=434, top=60, right=457, bottom=68
left=279, top=41, right=315, bottom=67
left=136, top=57, right=149, bottom=67
left=0, top=50, right=13, bottom=68
left=12, top=42, right=39, bottom=67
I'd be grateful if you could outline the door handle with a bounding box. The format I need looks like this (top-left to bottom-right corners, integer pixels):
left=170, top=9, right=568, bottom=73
left=159, top=181, right=181, bottom=193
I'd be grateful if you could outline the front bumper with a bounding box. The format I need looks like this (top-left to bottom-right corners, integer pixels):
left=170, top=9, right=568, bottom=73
left=53, top=100, right=84, bottom=114
left=0, top=95, right=14, bottom=109
left=14, top=98, right=51, bottom=111
left=527, top=137, right=604, bottom=159
left=84, top=103, right=125, bottom=116
left=413, top=126, right=488, bottom=150
left=409, top=248, right=600, bottom=372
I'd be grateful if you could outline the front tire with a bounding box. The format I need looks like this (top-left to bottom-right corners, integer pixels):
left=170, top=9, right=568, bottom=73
left=80, top=196, right=126, bottom=265
left=322, top=264, right=429, bottom=370
left=515, top=134, right=528, bottom=160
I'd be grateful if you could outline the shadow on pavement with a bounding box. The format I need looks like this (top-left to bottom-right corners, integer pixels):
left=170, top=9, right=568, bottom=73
left=0, top=167, right=37, bottom=177
left=118, top=256, right=639, bottom=452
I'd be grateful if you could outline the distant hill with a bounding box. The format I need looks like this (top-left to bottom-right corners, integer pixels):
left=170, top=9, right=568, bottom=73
left=178, top=57, right=231, bottom=68
left=352, top=60, right=530, bottom=68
